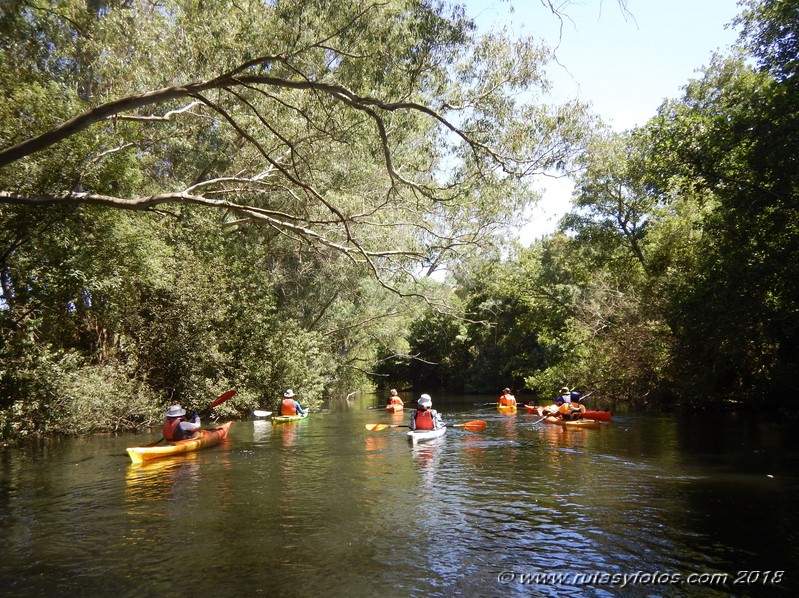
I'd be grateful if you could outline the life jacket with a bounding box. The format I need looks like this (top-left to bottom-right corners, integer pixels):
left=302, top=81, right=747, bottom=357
left=559, top=402, right=585, bottom=420
left=163, top=417, right=187, bottom=441
left=389, top=397, right=404, bottom=406
left=499, top=393, right=517, bottom=406
left=281, top=398, right=297, bottom=416
left=414, top=409, right=435, bottom=430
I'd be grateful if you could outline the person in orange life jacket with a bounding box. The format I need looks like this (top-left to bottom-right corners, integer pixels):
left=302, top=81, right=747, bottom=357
left=409, top=394, right=443, bottom=430
left=163, top=405, right=201, bottom=441
left=498, top=387, right=517, bottom=407
left=550, top=386, right=583, bottom=420
left=279, top=389, right=307, bottom=416
left=386, top=388, right=404, bottom=407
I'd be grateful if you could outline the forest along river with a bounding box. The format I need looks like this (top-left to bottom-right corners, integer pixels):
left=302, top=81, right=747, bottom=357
left=1, top=394, right=797, bottom=597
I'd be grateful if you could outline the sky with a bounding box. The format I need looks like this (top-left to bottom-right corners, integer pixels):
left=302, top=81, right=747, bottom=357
left=462, top=0, right=745, bottom=243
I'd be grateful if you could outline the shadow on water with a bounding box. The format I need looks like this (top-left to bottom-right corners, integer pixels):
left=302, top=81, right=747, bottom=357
left=0, top=395, right=797, bottom=597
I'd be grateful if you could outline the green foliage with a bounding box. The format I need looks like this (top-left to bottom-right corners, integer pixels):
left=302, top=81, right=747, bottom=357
left=373, top=0, right=799, bottom=409
left=0, top=346, right=160, bottom=440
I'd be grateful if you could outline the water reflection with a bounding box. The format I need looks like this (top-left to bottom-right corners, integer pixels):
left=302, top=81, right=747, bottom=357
left=2, top=403, right=798, bottom=597
left=272, top=420, right=302, bottom=448
left=124, top=451, right=201, bottom=501
left=252, top=418, right=271, bottom=443
left=411, top=436, right=444, bottom=483
left=364, top=433, right=388, bottom=453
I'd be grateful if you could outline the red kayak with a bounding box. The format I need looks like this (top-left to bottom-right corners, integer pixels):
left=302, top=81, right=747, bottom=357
left=524, top=404, right=612, bottom=422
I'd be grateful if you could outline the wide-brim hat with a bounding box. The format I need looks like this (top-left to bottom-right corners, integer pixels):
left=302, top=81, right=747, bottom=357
left=418, top=394, right=432, bottom=408
left=166, top=405, right=186, bottom=417
left=284, top=389, right=295, bottom=398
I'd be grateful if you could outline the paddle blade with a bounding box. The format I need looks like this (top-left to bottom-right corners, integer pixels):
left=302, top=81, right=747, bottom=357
left=365, top=423, right=391, bottom=431
left=454, top=420, right=486, bottom=432
left=209, top=388, right=237, bottom=409
left=253, top=410, right=272, bottom=417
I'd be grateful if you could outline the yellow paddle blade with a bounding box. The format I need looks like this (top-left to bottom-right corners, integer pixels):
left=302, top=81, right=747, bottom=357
left=365, top=423, right=391, bottom=431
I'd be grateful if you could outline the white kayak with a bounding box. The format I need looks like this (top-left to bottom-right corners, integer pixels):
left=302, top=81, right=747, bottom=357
left=407, top=426, right=447, bottom=444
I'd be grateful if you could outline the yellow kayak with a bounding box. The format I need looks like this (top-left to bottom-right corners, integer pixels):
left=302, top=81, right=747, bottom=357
left=543, top=416, right=601, bottom=429
left=126, top=422, right=233, bottom=464
left=272, top=411, right=309, bottom=423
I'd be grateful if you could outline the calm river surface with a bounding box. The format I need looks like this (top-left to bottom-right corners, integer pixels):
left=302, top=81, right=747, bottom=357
left=1, top=393, right=797, bottom=597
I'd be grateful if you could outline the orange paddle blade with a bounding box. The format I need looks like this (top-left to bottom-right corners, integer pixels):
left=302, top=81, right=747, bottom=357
left=453, top=420, right=486, bottom=432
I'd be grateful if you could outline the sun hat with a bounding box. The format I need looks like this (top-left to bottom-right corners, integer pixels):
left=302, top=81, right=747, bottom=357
left=418, top=394, right=432, bottom=408
left=166, top=405, right=186, bottom=418
left=284, top=389, right=295, bottom=398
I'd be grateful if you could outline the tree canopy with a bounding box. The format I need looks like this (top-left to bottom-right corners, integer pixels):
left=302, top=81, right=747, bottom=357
left=375, top=0, right=799, bottom=410
left=3, top=0, right=795, bottom=441
left=0, top=0, right=592, bottom=439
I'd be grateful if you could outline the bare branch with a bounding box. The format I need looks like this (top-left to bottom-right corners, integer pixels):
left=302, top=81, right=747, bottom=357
left=0, top=190, right=420, bottom=260
left=108, top=100, right=205, bottom=122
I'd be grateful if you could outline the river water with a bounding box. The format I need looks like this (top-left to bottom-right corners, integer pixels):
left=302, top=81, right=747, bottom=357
left=1, top=394, right=797, bottom=597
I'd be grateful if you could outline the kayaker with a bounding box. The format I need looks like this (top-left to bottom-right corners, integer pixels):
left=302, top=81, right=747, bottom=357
left=498, top=387, right=517, bottom=408
left=409, top=394, right=443, bottom=431
left=543, top=387, right=583, bottom=421
left=279, top=389, right=307, bottom=416
left=386, top=388, right=404, bottom=408
left=555, top=386, right=574, bottom=405
left=163, top=405, right=201, bottom=441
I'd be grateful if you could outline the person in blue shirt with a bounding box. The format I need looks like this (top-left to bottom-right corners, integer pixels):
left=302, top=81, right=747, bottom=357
left=162, top=405, right=201, bottom=441
left=552, top=387, right=584, bottom=420
left=279, top=389, right=307, bottom=416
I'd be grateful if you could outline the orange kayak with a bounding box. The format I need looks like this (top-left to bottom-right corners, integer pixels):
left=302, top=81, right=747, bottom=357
left=497, top=404, right=517, bottom=413
left=126, top=422, right=233, bottom=464
left=524, top=404, right=612, bottom=422
left=387, top=403, right=404, bottom=413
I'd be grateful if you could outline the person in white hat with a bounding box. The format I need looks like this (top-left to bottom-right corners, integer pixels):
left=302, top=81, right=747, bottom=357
left=279, top=389, right=307, bottom=416
left=385, top=388, right=404, bottom=408
left=409, top=393, right=442, bottom=430
left=162, top=405, right=201, bottom=441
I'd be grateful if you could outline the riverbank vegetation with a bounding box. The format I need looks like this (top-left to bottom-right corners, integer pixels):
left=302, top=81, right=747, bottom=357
left=2, top=0, right=797, bottom=441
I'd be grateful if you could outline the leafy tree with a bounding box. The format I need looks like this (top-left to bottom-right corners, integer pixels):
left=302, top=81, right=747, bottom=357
left=0, top=0, right=588, bottom=291
left=645, top=46, right=799, bottom=402
left=0, top=0, right=594, bottom=439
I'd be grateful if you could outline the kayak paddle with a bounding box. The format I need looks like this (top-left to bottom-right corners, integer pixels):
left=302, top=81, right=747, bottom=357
left=146, top=388, right=238, bottom=446
left=365, top=423, right=409, bottom=431
left=365, top=420, right=486, bottom=432
left=451, top=420, right=487, bottom=431
left=204, top=388, right=238, bottom=413
left=253, top=410, right=272, bottom=417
